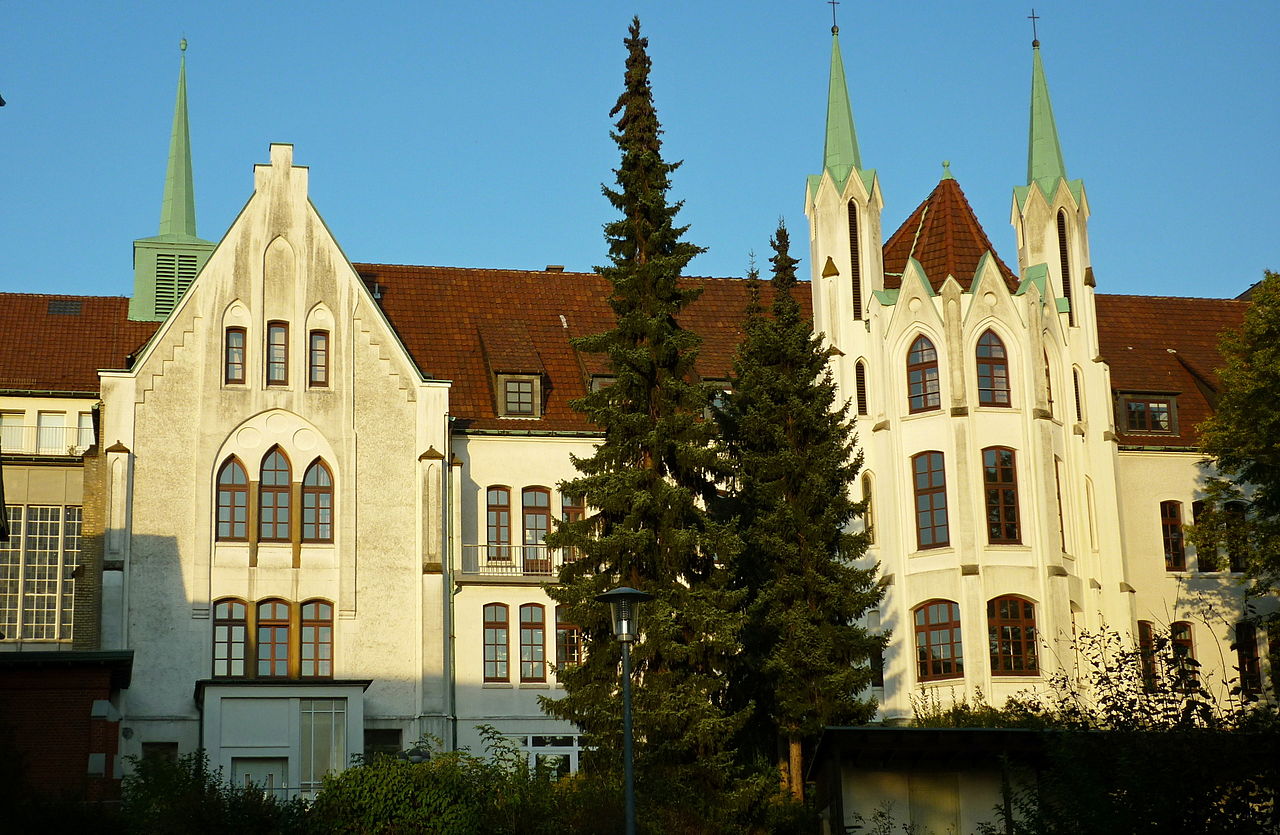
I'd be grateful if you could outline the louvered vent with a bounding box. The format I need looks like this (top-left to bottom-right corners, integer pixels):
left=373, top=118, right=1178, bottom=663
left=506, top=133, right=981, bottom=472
left=855, top=361, right=868, bottom=415
left=155, top=253, right=178, bottom=316
left=1056, top=211, right=1074, bottom=326
left=848, top=200, right=862, bottom=320
left=176, top=254, right=199, bottom=299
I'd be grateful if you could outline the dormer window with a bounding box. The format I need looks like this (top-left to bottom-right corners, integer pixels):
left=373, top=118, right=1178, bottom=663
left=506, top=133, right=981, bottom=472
left=590, top=375, right=616, bottom=393
left=1118, top=393, right=1177, bottom=434
left=498, top=375, right=540, bottom=418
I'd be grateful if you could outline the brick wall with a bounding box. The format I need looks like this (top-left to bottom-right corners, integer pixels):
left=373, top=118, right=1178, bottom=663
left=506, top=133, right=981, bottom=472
left=73, top=403, right=104, bottom=650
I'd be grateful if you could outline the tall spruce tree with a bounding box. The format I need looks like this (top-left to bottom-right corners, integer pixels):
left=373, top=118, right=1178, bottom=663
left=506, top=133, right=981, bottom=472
left=715, top=223, right=884, bottom=800
left=543, top=17, right=747, bottom=818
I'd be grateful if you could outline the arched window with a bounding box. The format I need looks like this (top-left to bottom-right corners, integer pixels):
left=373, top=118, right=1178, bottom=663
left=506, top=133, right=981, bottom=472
left=520, top=603, right=546, bottom=682
left=1043, top=349, right=1054, bottom=414
left=861, top=472, right=875, bottom=545
left=483, top=603, right=509, bottom=682
left=1236, top=621, right=1262, bottom=698
left=257, top=599, right=291, bottom=678
left=555, top=605, right=581, bottom=669
left=988, top=595, right=1038, bottom=675
left=213, top=598, right=247, bottom=677
left=302, top=460, right=334, bottom=543
left=1072, top=367, right=1084, bottom=422
left=848, top=200, right=863, bottom=320
left=224, top=328, right=246, bottom=385
left=522, top=487, right=551, bottom=574
left=914, top=600, right=963, bottom=681
left=216, top=458, right=249, bottom=541
left=300, top=600, right=334, bottom=678
left=976, top=331, right=1010, bottom=407
left=855, top=361, right=868, bottom=415
left=1160, top=501, right=1185, bottom=571
left=907, top=336, right=940, bottom=413
left=1057, top=210, right=1075, bottom=326
left=1138, top=620, right=1156, bottom=689
left=259, top=447, right=292, bottom=542
left=912, top=451, right=948, bottom=549
left=487, top=487, right=511, bottom=561
left=982, top=447, right=1020, bottom=544
left=1170, top=620, right=1196, bottom=690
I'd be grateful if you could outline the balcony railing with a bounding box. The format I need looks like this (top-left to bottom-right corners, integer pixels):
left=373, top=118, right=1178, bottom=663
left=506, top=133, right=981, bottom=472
left=0, top=425, right=93, bottom=456
left=460, top=544, right=576, bottom=577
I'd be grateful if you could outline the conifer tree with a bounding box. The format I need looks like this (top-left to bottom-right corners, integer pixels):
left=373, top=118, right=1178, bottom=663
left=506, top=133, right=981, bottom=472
left=715, top=223, right=883, bottom=800
left=543, top=17, right=747, bottom=816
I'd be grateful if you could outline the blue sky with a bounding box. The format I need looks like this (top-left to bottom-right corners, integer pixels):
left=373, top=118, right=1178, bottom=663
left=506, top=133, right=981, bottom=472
left=2, top=2, right=1276, bottom=299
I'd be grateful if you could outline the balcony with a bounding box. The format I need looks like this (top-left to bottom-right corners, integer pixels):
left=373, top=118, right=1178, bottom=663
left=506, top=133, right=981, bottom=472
left=460, top=544, right=575, bottom=578
left=0, top=425, right=94, bottom=457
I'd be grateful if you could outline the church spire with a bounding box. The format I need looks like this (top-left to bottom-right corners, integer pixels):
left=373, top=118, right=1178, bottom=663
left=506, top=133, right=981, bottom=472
left=159, top=38, right=198, bottom=240
left=1026, top=40, right=1067, bottom=193
left=823, top=27, right=862, bottom=187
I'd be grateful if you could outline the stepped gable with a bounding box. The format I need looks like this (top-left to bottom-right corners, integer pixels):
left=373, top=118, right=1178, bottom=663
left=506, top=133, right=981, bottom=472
left=1096, top=294, right=1246, bottom=448
left=354, top=263, right=799, bottom=432
left=882, top=177, right=1018, bottom=292
left=0, top=294, right=158, bottom=393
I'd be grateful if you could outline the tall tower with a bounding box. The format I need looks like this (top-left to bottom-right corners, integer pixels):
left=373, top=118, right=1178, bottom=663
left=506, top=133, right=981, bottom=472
left=129, top=39, right=215, bottom=322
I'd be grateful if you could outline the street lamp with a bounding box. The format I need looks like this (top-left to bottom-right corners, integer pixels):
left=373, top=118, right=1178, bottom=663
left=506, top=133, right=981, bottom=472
left=595, top=586, right=653, bottom=835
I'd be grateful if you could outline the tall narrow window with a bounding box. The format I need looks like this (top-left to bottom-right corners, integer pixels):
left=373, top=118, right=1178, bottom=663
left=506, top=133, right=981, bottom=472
left=217, top=458, right=249, bottom=541
left=907, top=336, right=940, bottom=413
left=1160, top=501, right=1186, bottom=571
left=912, top=451, right=949, bottom=549
left=861, top=472, right=875, bottom=545
left=259, top=448, right=292, bottom=542
left=1170, top=621, right=1196, bottom=689
left=487, top=487, right=511, bottom=561
left=522, top=487, right=551, bottom=574
left=848, top=200, right=863, bottom=320
left=561, top=494, right=585, bottom=564
left=1138, top=620, right=1156, bottom=689
left=257, top=599, right=291, bottom=678
left=976, top=331, right=1011, bottom=407
left=982, top=447, right=1020, bottom=544
left=267, top=321, right=289, bottom=386
left=309, top=330, right=329, bottom=387
left=520, top=603, right=546, bottom=682
left=483, top=603, right=509, bottom=682
left=988, top=595, right=1038, bottom=675
left=1043, top=350, right=1054, bottom=414
left=1235, top=621, right=1262, bottom=697
left=1225, top=501, right=1248, bottom=572
left=1054, top=457, right=1067, bottom=552
left=855, top=361, right=868, bottom=415
left=1072, top=367, right=1084, bottom=422
left=1057, top=211, right=1075, bottom=325
left=914, top=600, right=963, bottom=681
left=300, top=600, right=334, bottom=678
left=212, top=598, right=247, bottom=677
left=555, top=605, right=581, bottom=669
left=302, top=460, right=334, bottom=543
left=225, top=327, right=246, bottom=384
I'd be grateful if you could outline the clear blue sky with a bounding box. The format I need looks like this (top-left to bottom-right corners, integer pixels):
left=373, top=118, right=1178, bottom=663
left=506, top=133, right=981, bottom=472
left=2, top=2, right=1276, bottom=299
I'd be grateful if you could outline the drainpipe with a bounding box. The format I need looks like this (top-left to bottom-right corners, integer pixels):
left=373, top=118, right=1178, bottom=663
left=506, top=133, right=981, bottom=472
left=444, top=414, right=458, bottom=752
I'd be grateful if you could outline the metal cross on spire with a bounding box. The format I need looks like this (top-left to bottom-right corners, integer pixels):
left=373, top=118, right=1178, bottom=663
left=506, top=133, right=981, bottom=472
left=828, top=0, right=840, bottom=34
left=1028, top=8, right=1041, bottom=46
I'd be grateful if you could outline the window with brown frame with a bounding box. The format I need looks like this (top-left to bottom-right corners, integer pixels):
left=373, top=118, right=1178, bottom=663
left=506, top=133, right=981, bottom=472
left=1170, top=620, right=1196, bottom=689
left=1138, top=620, right=1156, bottom=690
left=257, top=599, right=291, bottom=678
left=912, top=451, right=949, bottom=549
left=1118, top=393, right=1176, bottom=434
left=302, top=459, right=333, bottom=543
left=216, top=458, right=249, bottom=541
left=914, top=599, right=963, bottom=681
left=225, top=327, right=246, bottom=385
left=259, top=447, right=292, bottom=542
left=522, top=488, right=551, bottom=573
left=267, top=321, right=289, bottom=386
left=213, top=598, right=247, bottom=677
left=555, top=605, right=581, bottom=669
left=561, top=494, right=585, bottom=563
left=1235, top=621, right=1262, bottom=698
left=309, top=330, right=329, bottom=387
left=520, top=603, right=546, bottom=682
left=982, top=447, right=1020, bottom=544
left=1160, top=500, right=1186, bottom=571
left=976, top=331, right=1011, bottom=407
left=1057, top=210, right=1075, bottom=326
left=300, top=600, right=333, bottom=678
left=907, top=336, right=940, bottom=413
left=988, top=595, right=1038, bottom=675
left=855, top=361, right=868, bottom=415
left=1225, top=501, right=1247, bottom=572
left=487, top=487, right=511, bottom=561
left=484, top=603, right=509, bottom=682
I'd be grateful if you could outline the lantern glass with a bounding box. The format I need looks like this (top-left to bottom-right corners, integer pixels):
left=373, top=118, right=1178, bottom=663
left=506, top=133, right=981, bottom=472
left=595, top=587, right=654, bottom=644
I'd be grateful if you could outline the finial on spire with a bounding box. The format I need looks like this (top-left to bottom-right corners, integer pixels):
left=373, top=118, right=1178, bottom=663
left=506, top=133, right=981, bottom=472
left=180, top=37, right=187, bottom=52
left=828, top=0, right=840, bottom=34
left=942, top=160, right=953, bottom=180
left=1028, top=8, right=1040, bottom=48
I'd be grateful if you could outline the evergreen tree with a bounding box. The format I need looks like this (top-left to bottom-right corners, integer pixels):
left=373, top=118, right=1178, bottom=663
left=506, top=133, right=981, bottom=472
left=543, top=17, right=747, bottom=823
left=715, top=223, right=884, bottom=800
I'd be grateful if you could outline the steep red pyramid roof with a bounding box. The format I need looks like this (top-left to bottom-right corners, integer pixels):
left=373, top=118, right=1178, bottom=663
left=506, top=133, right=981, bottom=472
left=882, top=177, right=1018, bottom=293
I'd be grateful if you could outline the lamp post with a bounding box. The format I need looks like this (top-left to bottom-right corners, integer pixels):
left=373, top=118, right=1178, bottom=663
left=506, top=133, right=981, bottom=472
left=595, top=586, right=653, bottom=835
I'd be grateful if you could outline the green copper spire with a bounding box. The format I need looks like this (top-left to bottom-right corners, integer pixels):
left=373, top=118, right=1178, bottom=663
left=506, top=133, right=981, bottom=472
left=823, top=27, right=862, bottom=186
left=1026, top=41, right=1067, bottom=193
left=159, top=38, right=198, bottom=240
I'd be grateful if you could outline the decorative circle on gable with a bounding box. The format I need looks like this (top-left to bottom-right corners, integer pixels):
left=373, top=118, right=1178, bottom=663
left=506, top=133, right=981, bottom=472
left=908, top=297, right=922, bottom=313
left=294, top=428, right=317, bottom=451
left=266, top=413, right=289, bottom=433
left=984, top=292, right=997, bottom=307
left=237, top=427, right=261, bottom=448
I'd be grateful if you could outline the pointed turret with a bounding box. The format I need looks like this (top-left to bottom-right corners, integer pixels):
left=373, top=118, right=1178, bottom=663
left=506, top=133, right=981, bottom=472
left=823, top=27, right=862, bottom=186
left=1026, top=41, right=1066, bottom=194
left=130, top=40, right=215, bottom=322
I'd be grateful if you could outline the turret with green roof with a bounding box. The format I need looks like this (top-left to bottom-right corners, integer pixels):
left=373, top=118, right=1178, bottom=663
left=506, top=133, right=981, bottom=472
left=129, top=39, right=215, bottom=322
left=808, top=26, right=875, bottom=200
left=1014, top=39, right=1083, bottom=209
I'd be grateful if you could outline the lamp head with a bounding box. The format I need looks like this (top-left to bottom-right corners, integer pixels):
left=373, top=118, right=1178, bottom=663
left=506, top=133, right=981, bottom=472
left=594, top=586, right=654, bottom=643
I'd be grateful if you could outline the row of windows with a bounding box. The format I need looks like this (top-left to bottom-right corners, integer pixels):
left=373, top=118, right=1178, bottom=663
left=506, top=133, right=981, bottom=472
left=0, top=505, right=82, bottom=641
left=483, top=603, right=581, bottom=683
left=486, top=486, right=584, bottom=555
left=216, top=450, right=333, bottom=543
left=0, top=411, right=94, bottom=455
left=914, top=595, right=1038, bottom=682
left=907, top=448, right=1028, bottom=551
left=213, top=597, right=333, bottom=679
left=1160, top=499, right=1245, bottom=572
left=224, top=325, right=329, bottom=388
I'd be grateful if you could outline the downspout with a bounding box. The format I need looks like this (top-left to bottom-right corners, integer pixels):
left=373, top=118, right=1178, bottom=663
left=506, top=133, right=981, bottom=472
left=444, top=414, right=459, bottom=752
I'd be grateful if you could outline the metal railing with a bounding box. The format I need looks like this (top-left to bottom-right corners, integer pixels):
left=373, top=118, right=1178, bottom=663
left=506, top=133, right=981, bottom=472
left=460, top=544, right=576, bottom=577
left=0, top=425, right=93, bottom=456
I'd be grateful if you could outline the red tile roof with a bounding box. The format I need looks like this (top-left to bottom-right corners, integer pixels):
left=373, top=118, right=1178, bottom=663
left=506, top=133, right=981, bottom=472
left=0, top=295, right=158, bottom=393
left=1096, top=294, right=1246, bottom=447
left=882, top=178, right=1018, bottom=293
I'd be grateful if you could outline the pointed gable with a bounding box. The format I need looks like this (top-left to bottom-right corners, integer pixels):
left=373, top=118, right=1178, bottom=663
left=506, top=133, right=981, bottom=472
left=882, top=177, right=1018, bottom=293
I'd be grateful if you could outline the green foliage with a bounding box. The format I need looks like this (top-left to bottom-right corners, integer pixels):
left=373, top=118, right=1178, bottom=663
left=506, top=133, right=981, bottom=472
left=714, top=224, right=883, bottom=778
